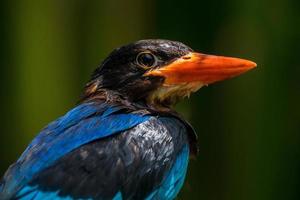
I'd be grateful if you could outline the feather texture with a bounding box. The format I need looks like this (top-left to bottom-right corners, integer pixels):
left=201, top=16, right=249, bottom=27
left=0, top=102, right=193, bottom=200
left=0, top=102, right=149, bottom=199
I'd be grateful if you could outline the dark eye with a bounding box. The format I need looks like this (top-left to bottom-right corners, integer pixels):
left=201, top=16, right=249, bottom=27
left=136, top=52, right=157, bottom=68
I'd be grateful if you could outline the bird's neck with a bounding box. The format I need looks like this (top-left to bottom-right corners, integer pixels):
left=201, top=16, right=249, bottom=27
left=81, top=85, right=199, bottom=155
left=81, top=83, right=175, bottom=114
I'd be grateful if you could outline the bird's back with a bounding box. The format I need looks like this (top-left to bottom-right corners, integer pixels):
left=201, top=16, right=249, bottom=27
left=0, top=102, right=192, bottom=200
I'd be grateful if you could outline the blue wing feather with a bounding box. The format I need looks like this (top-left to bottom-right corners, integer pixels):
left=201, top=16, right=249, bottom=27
left=0, top=102, right=150, bottom=199
left=146, top=145, right=189, bottom=200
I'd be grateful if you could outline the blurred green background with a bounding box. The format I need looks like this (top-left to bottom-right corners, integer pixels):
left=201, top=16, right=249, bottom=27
left=0, top=0, right=299, bottom=199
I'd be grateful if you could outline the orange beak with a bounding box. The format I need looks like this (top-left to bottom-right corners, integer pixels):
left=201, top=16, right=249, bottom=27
left=145, top=52, right=256, bottom=85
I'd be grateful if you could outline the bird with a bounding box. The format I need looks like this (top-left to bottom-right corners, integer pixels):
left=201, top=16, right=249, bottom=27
left=0, top=39, right=256, bottom=200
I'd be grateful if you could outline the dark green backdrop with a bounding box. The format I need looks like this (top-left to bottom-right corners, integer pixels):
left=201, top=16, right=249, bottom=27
left=0, top=0, right=299, bottom=199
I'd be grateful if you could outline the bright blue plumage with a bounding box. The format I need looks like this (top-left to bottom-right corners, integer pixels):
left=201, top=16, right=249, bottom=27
left=17, top=185, right=74, bottom=200
left=0, top=101, right=192, bottom=200
left=145, top=145, right=189, bottom=200
left=0, top=102, right=151, bottom=199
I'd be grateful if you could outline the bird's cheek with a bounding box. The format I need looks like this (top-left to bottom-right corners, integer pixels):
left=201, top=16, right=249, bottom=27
left=147, top=82, right=204, bottom=106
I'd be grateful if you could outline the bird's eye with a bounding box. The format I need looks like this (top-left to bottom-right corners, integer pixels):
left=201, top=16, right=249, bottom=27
left=136, top=52, right=157, bottom=69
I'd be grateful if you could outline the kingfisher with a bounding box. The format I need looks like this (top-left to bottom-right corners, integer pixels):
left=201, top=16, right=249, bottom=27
left=0, top=39, right=256, bottom=200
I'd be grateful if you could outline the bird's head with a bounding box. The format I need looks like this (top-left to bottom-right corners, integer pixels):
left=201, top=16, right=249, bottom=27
left=83, top=39, right=256, bottom=110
